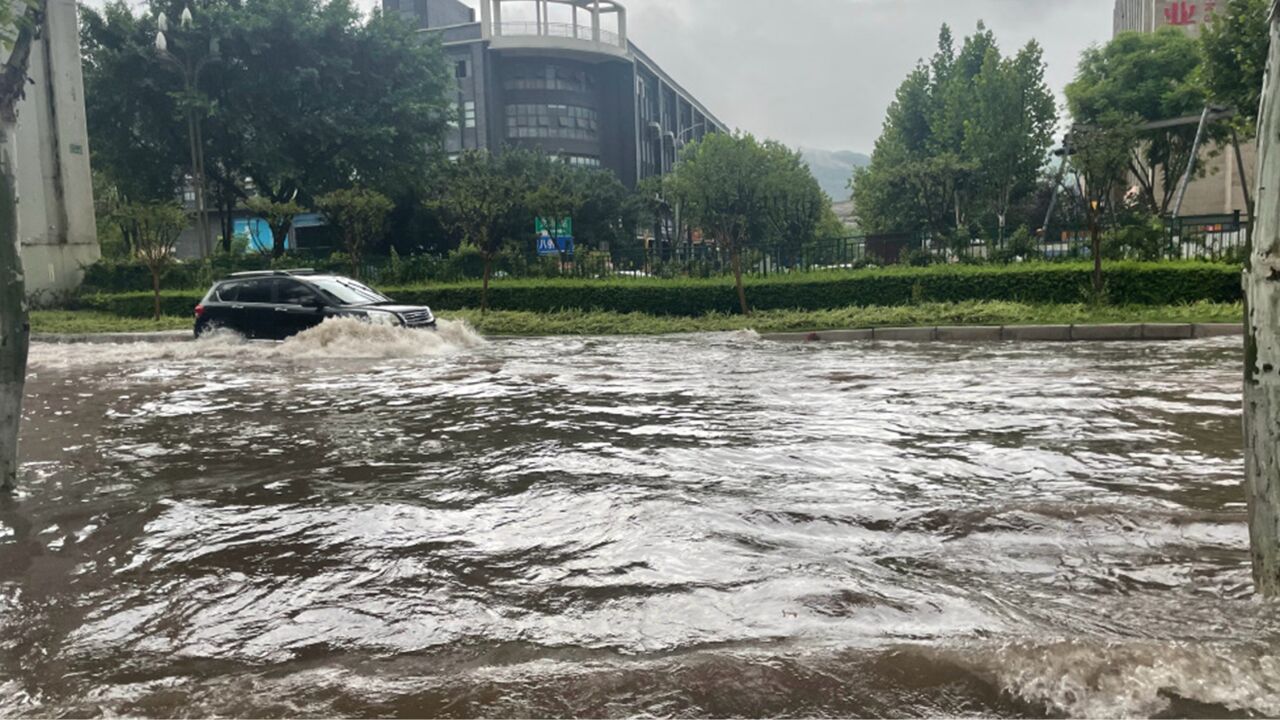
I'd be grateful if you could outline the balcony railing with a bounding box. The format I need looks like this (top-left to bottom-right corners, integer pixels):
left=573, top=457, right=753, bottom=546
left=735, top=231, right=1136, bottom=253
left=496, top=21, right=623, bottom=48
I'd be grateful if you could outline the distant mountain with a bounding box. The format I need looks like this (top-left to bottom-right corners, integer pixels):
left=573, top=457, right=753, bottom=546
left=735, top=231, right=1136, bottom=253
left=800, top=148, right=871, bottom=201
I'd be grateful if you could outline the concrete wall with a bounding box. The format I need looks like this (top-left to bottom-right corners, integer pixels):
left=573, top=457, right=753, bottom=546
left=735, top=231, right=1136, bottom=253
left=15, top=0, right=98, bottom=297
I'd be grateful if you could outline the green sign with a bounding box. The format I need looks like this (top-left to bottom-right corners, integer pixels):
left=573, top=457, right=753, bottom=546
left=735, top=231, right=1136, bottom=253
left=536, top=217, right=573, bottom=237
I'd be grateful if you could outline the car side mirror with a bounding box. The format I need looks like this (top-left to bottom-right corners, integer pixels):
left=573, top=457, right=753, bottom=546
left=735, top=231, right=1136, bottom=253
left=301, top=297, right=324, bottom=309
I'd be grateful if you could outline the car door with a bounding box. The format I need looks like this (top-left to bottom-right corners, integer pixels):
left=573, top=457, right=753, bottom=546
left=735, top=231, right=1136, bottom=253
left=233, top=279, right=277, bottom=338
left=271, top=279, right=327, bottom=339
left=202, top=280, right=243, bottom=331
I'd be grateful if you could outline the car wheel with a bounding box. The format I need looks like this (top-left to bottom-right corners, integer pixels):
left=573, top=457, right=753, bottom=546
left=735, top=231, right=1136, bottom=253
left=195, top=321, right=227, bottom=339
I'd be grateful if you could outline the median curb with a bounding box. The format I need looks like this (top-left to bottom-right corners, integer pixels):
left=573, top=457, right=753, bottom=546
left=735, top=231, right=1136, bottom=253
left=32, top=330, right=192, bottom=344
left=762, top=323, right=1244, bottom=344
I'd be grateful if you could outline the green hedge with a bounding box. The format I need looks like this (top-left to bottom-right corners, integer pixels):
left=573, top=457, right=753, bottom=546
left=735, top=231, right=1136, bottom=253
left=77, top=262, right=1242, bottom=319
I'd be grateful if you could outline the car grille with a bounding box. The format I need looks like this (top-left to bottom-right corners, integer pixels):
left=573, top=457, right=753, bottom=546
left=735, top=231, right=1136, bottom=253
left=400, top=309, right=435, bottom=327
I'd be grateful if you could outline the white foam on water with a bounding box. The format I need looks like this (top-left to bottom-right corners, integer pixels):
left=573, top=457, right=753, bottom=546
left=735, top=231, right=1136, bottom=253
left=28, top=318, right=486, bottom=370
left=945, top=640, right=1280, bottom=718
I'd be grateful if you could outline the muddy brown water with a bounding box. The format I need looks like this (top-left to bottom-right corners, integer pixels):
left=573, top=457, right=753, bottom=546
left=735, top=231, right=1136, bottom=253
left=1, top=320, right=1276, bottom=718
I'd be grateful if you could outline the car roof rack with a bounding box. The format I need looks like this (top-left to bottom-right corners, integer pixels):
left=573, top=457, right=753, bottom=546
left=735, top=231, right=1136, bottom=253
left=227, top=269, right=320, bottom=279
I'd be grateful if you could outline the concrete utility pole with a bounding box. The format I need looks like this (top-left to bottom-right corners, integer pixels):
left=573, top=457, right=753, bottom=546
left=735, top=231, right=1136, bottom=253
left=1244, top=0, right=1280, bottom=596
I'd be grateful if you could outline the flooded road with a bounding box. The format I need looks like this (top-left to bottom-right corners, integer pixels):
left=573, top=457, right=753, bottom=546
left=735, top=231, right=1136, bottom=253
left=1, top=322, right=1275, bottom=718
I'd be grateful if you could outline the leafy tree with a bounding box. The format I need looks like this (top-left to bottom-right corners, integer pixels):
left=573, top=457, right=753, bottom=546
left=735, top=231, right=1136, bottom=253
left=665, top=133, right=825, bottom=315
left=1067, top=123, right=1135, bottom=294
left=316, top=188, right=394, bottom=278
left=80, top=0, right=453, bottom=247
left=1200, top=0, right=1271, bottom=135
left=119, top=203, right=188, bottom=319
left=430, top=150, right=539, bottom=313
left=244, top=197, right=305, bottom=258
left=965, top=41, right=1057, bottom=241
left=1, top=0, right=47, bottom=491
left=1066, top=28, right=1206, bottom=215
left=853, top=23, right=1056, bottom=238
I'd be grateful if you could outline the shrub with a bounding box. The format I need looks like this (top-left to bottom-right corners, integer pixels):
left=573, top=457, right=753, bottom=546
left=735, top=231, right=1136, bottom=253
left=76, top=261, right=1239, bottom=319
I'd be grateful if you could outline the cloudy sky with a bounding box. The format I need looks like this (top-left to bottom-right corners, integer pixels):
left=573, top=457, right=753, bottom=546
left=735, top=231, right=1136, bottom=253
left=408, top=0, right=1116, bottom=153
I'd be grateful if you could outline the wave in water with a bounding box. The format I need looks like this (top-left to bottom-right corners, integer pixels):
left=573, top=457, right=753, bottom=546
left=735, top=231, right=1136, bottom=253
left=28, top=318, right=486, bottom=369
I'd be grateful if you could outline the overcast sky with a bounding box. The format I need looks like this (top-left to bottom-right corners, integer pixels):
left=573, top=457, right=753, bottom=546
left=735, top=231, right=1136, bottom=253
left=407, top=0, right=1116, bottom=153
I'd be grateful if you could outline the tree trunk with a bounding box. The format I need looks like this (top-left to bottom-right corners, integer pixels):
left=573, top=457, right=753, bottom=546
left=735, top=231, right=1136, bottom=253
left=151, top=268, right=162, bottom=321
left=731, top=241, right=750, bottom=316
left=272, top=222, right=291, bottom=259
left=1244, top=3, right=1280, bottom=596
left=1091, top=213, right=1103, bottom=296
left=0, top=120, right=28, bottom=492
left=481, top=253, right=493, bottom=315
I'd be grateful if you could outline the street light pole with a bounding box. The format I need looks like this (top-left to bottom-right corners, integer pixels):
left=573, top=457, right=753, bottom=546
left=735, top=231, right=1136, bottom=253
left=156, top=7, right=218, bottom=258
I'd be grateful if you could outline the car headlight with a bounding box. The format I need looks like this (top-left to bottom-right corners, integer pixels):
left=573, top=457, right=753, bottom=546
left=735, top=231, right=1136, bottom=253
left=366, top=311, right=403, bottom=327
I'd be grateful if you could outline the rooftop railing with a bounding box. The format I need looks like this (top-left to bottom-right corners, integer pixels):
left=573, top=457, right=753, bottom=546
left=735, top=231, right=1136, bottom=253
left=496, top=21, right=623, bottom=48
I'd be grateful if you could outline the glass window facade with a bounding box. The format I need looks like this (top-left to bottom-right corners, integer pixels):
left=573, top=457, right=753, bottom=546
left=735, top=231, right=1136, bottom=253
left=506, top=103, right=599, bottom=141
left=503, top=63, right=595, bottom=93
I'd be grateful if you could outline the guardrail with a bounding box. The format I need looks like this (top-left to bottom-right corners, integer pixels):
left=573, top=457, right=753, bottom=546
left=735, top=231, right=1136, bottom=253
left=496, top=21, right=622, bottom=47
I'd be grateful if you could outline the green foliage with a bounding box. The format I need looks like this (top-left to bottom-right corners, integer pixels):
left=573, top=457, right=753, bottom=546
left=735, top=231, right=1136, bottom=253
left=244, top=197, right=306, bottom=258
left=1103, top=216, right=1171, bottom=261
left=1199, top=0, right=1271, bottom=136
left=115, top=202, right=188, bottom=319
left=1066, top=28, right=1207, bottom=215
left=34, top=300, right=1244, bottom=337
left=80, top=0, right=453, bottom=214
left=315, top=188, right=394, bottom=278
left=853, top=23, right=1058, bottom=237
left=664, top=133, right=827, bottom=313
left=77, top=263, right=1243, bottom=319
left=449, top=301, right=1244, bottom=336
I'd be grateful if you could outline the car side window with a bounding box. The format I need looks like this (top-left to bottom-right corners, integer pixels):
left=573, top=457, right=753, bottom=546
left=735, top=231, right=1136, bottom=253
left=216, top=281, right=242, bottom=302
left=275, top=279, right=317, bottom=306
left=237, top=279, right=273, bottom=304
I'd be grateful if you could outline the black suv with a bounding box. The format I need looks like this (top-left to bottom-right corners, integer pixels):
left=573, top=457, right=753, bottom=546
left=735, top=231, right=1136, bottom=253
left=194, top=270, right=437, bottom=340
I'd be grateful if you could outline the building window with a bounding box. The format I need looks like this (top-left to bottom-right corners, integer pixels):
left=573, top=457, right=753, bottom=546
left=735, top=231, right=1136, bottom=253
left=463, top=101, right=477, bottom=129
left=502, top=63, right=595, bottom=93
left=504, top=103, right=599, bottom=141
left=455, top=60, right=469, bottom=79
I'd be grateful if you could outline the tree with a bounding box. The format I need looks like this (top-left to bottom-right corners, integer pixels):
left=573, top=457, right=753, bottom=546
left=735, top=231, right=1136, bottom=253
left=1244, top=0, right=1280, bottom=596
left=316, top=188, right=394, bottom=278
left=1067, top=123, right=1134, bottom=294
left=121, top=203, right=188, bottom=320
left=853, top=23, right=1056, bottom=238
left=1201, top=0, right=1271, bottom=135
left=965, top=42, right=1057, bottom=241
left=1, top=0, right=48, bottom=491
left=431, top=150, right=538, bottom=313
left=665, top=133, right=825, bottom=315
left=244, top=197, right=305, bottom=259
left=1066, top=28, right=1207, bottom=215
left=80, top=0, right=453, bottom=241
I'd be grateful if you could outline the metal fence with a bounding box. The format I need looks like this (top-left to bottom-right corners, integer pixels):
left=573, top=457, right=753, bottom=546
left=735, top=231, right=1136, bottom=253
left=296, top=215, right=1249, bottom=285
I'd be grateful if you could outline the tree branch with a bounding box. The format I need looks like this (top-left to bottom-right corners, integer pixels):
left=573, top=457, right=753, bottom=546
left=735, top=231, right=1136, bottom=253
left=0, top=0, right=47, bottom=123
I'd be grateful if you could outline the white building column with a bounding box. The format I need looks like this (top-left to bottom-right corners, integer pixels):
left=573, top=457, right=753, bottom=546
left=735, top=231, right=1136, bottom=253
left=480, top=0, right=492, bottom=39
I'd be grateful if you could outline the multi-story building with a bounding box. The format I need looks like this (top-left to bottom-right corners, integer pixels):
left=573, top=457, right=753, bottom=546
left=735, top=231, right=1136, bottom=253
left=1114, top=0, right=1219, bottom=36
left=384, top=0, right=729, bottom=188
left=1113, top=0, right=1253, bottom=220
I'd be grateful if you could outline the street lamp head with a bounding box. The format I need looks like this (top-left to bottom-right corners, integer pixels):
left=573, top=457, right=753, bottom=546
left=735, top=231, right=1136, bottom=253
left=157, top=11, right=168, bottom=31
left=154, top=30, right=168, bottom=52
left=181, top=6, right=194, bottom=28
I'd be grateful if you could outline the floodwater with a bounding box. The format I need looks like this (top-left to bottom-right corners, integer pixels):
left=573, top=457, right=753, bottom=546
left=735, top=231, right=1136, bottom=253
left=1, top=320, right=1275, bottom=718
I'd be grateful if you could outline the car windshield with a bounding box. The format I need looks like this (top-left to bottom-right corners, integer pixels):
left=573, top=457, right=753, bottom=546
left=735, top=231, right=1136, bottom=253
left=307, top=277, right=391, bottom=306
